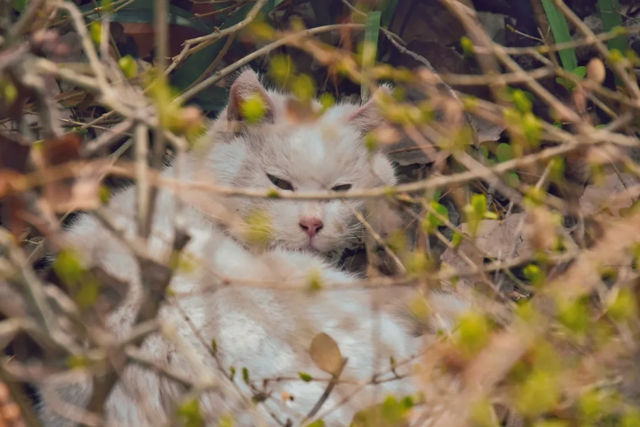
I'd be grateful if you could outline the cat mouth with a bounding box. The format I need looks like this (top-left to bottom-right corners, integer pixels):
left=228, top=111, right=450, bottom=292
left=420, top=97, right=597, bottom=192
left=301, top=240, right=322, bottom=254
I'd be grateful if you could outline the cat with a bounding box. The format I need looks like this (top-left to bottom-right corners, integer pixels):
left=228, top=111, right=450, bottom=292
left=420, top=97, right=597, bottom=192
left=35, top=69, right=469, bottom=426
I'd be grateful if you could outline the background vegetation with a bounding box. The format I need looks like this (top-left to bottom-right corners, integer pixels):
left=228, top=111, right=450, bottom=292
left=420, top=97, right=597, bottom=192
left=3, top=0, right=640, bottom=426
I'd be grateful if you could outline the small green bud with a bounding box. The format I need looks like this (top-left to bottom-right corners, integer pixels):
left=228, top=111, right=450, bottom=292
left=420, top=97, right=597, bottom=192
left=608, top=288, right=638, bottom=322
left=269, top=54, right=295, bottom=86
left=460, top=36, right=474, bottom=57
left=176, top=398, right=204, bottom=427
left=242, top=367, right=250, bottom=384
left=240, top=93, right=268, bottom=124
left=299, top=372, right=313, bottom=382
left=118, top=55, right=138, bottom=79
left=89, top=21, right=102, bottom=45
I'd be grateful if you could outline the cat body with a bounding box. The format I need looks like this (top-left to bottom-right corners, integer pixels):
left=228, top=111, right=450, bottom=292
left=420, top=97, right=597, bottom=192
left=37, top=183, right=420, bottom=427
left=35, top=70, right=467, bottom=426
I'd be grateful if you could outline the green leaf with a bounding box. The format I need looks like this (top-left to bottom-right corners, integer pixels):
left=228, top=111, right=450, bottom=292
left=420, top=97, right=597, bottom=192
left=541, top=0, right=577, bottom=70
left=479, top=145, right=489, bottom=159
left=556, top=77, right=576, bottom=90
left=306, top=421, right=325, bottom=427
left=505, top=172, right=520, bottom=187
left=380, top=0, right=399, bottom=28
left=80, top=0, right=212, bottom=32
left=242, top=367, right=250, bottom=385
left=597, top=0, right=627, bottom=54
left=79, top=0, right=235, bottom=112
left=422, top=201, right=449, bottom=234
left=12, top=0, right=27, bottom=12
left=361, top=11, right=381, bottom=100
left=268, top=0, right=285, bottom=10
left=572, top=66, right=587, bottom=78
left=310, top=0, right=333, bottom=44
left=495, top=143, right=515, bottom=163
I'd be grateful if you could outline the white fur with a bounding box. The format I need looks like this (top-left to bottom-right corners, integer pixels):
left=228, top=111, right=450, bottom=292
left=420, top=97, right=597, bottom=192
left=35, top=70, right=469, bottom=426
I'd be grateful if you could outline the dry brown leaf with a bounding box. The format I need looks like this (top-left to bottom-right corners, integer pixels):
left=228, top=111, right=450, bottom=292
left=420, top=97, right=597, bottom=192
left=42, top=161, right=106, bottom=213
left=579, top=172, right=639, bottom=218
left=34, top=134, right=105, bottom=213
left=440, top=213, right=573, bottom=291
left=41, top=133, right=82, bottom=166
left=458, top=213, right=532, bottom=261
left=309, top=332, right=342, bottom=376
left=523, top=207, right=560, bottom=252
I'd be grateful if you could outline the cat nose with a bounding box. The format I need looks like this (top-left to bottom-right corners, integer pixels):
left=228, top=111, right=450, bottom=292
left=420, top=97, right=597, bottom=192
left=299, top=217, right=324, bottom=238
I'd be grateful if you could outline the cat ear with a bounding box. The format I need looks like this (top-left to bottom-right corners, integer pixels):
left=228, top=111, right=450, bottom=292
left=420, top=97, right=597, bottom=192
left=347, top=84, right=393, bottom=135
left=226, top=69, right=275, bottom=125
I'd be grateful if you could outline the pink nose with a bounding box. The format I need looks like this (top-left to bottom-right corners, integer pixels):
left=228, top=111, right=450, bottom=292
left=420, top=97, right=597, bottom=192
left=299, top=217, right=324, bottom=238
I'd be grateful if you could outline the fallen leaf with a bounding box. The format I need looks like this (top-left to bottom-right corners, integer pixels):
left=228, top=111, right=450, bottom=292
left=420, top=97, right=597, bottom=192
left=309, top=332, right=342, bottom=376
left=523, top=207, right=560, bottom=252
left=41, top=133, right=82, bottom=166
left=35, top=134, right=105, bottom=213
left=579, top=172, right=639, bottom=218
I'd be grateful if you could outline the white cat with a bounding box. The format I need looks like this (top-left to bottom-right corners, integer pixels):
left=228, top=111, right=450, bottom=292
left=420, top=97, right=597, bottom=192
left=35, top=69, right=468, bottom=426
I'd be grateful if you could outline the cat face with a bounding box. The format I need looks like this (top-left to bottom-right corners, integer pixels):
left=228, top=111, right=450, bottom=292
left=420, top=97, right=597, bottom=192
left=205, top=69, right=397, bottom=255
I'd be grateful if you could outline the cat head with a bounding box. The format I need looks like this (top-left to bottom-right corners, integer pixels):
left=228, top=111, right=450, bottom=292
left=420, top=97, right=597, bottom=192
left=204, top=68, right=399, bottom=255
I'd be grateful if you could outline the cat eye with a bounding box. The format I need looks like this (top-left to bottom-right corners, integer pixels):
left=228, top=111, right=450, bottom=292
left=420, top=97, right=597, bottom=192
left=331, top=184, right=352, bottom=192
left=267, top=174, right=294, bottom=191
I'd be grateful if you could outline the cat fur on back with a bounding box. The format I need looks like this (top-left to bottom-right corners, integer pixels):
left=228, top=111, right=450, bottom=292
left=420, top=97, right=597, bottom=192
left=35, top=69, right=469, bottom=426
